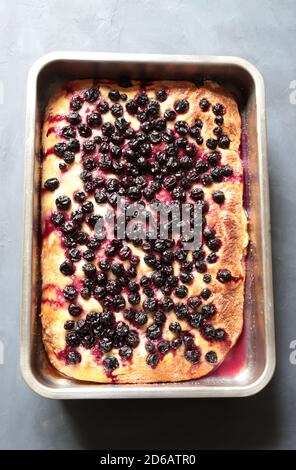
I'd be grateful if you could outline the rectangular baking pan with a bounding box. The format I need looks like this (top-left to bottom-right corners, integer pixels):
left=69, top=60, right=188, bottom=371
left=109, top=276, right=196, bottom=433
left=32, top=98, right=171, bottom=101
left=21, top=52, right=275, bottom=398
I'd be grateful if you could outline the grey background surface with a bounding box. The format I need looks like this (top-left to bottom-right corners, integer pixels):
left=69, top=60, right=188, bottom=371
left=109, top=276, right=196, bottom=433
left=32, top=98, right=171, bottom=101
left=0, top=0, right=295, bottom=450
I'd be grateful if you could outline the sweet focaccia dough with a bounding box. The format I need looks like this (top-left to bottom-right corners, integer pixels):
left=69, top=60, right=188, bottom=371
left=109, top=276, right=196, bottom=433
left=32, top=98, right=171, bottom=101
left=41, top=79, right=248, bottom=383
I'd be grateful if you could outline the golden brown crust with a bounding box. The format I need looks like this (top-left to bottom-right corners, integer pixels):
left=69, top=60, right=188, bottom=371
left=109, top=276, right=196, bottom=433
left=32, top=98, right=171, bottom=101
left=40, top=79, right=248, bottom=383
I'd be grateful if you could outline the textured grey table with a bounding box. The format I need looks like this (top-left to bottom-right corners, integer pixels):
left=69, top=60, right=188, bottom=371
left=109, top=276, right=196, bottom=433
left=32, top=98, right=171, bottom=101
left=0, top=0, right=295, bottom=450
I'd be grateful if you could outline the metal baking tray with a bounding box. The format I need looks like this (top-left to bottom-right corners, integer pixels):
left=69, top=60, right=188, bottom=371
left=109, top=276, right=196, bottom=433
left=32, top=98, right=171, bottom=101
left=21, top=52, right=275, bottom=398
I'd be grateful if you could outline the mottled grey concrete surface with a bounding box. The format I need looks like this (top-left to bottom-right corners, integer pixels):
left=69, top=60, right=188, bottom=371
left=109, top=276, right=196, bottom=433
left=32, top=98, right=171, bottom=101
left=0, top=0, right=295, bottom=450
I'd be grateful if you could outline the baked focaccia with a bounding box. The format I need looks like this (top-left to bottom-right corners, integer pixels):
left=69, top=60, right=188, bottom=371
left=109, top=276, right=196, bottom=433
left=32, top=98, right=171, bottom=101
left=41, top=79, right=248, bottom=383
